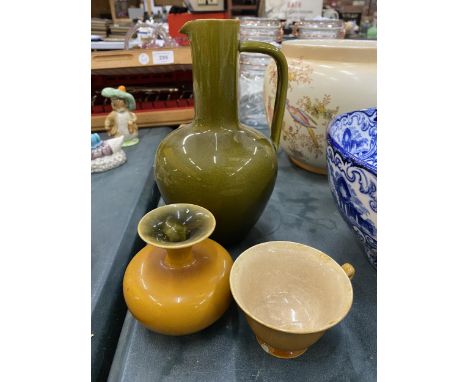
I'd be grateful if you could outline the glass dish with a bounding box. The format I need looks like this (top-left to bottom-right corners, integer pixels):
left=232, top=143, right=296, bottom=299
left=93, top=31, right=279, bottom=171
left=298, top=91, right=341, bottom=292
left=295, top=19, right=345, bottom=39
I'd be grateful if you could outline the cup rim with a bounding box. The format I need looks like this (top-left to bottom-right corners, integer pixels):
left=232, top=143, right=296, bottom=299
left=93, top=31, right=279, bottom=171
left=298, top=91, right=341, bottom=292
left=230, top=241, right=354, bottom=334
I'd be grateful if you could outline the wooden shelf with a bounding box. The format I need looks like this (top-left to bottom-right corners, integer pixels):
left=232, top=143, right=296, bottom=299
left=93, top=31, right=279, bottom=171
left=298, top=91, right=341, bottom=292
left=91, top=107, right=194, bottom=131
left=91, top=46, right=194, bottom=130
left=91, top=46, right=192, bottom=74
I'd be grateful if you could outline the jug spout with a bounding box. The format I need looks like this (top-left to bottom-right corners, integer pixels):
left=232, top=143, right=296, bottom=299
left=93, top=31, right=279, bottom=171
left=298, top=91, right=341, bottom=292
left=179, top=19, right=239, bottom=37
left=179, top=20, right=194, bottom=36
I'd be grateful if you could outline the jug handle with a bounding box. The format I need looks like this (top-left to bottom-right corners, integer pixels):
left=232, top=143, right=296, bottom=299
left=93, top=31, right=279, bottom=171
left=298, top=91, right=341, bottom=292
left=239, top=41, right=288, bottom=151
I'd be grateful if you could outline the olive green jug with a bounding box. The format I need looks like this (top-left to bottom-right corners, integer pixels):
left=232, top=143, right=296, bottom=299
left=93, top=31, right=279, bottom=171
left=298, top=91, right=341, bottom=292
left=154, top=19, right=288, bottom=245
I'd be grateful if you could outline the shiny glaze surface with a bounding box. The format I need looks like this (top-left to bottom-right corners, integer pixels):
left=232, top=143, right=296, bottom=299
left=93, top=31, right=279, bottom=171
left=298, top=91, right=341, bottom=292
left=156, top=124, right=277, bottom=244
left=123, top=239, right=233, bottom=335
left=154, top=20, right=288, bottom=245
left=327, top=108, right=377, bottom=267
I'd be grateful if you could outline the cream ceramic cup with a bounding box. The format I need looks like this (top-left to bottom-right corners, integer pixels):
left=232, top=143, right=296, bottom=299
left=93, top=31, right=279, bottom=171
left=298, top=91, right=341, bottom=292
left=230, top=241, right=355, bottom=359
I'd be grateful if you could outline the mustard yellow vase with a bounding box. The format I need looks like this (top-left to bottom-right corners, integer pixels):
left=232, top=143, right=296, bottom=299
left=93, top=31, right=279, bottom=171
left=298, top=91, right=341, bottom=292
left=123, top=204, right=233, bottom=335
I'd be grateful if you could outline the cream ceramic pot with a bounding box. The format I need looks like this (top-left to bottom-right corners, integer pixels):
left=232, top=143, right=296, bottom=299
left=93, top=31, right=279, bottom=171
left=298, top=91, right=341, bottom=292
left=264, top=39, right=376, bottom=174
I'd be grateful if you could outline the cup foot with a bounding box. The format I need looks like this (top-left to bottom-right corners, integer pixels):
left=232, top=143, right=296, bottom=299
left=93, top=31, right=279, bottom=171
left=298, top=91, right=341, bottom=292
left=288, top=156, right=327, bottom=175
left=255, top=336, right=307, bottom=359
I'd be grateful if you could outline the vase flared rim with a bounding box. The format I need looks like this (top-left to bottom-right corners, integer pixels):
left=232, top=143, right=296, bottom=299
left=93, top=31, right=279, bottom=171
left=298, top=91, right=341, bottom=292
left=137, top=203, right=216, bottom=249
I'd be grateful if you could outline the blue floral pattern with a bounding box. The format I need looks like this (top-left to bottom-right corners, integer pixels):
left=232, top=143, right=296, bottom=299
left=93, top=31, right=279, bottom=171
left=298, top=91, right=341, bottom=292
left=327, top=108, right=377, bottom=268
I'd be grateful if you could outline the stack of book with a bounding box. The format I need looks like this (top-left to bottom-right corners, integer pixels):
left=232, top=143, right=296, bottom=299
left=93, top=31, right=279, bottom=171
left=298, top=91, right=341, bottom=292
left=91, top=18, right=110, bottom=39
left=107, top=24, right=133, bottom=41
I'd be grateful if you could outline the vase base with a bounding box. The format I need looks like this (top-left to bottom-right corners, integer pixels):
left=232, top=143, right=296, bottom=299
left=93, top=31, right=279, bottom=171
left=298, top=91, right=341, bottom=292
left=122, top=137, right=139, bottom=147
left=255, top=336, right=308, bottom=359
left=289, top=156, right=327, bottom=175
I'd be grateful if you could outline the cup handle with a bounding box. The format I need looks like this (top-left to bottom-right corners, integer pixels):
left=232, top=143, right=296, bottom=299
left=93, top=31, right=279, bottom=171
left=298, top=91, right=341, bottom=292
left=341, top=263, right=355, bottom=280
left=239, top=41, right=288, bottom=151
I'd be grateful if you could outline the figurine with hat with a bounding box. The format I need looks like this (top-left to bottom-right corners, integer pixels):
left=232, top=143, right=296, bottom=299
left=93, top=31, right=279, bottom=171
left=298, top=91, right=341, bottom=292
left=101, top=85, right=139, bottom=147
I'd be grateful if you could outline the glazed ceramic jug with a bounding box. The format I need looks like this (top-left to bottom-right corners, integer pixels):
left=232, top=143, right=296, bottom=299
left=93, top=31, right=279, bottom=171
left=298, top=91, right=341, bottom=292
left=154, top=20, right=288, bottom=245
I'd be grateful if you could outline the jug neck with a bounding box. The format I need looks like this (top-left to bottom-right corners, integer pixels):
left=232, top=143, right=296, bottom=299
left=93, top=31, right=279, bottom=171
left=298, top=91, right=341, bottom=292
left=182, top=20, right=240, bottom=128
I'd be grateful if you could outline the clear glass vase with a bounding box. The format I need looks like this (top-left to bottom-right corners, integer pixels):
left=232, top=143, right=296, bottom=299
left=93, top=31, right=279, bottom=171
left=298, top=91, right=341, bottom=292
left=239, top=18, right=282, bottom=128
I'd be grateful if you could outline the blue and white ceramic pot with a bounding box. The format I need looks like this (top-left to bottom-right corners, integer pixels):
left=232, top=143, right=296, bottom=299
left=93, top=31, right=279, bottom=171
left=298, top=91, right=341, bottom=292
left=326, top=108, right=377, bottom=268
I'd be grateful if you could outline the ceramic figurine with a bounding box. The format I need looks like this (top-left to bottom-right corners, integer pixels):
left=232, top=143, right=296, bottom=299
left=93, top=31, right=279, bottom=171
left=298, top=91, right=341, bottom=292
left=327, top=108, right=377, bottom=267
left=123, top=204, right=233, bottom=335
left=154, top=19, right=288, bottom=245
left=101, top=85, right=139, bottom=147
left=91, top=133, right=127, bottom=173
left=264, top=39, right=376, bottom=174
left=230, top=241, right=355, bottom=359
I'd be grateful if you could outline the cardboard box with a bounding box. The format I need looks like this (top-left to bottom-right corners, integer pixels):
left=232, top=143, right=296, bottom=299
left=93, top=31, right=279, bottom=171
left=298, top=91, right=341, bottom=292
left=168, top=12, right=228, bottom=45
left=153, top=0, right=185, bottom=6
